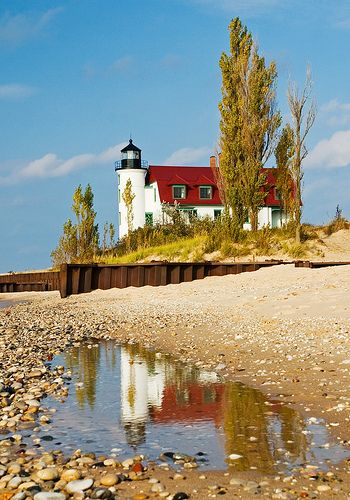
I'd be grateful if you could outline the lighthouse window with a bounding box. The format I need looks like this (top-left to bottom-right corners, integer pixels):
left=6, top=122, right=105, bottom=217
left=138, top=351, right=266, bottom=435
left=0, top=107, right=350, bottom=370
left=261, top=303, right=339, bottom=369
left=199, top=186, right=212, bottom=199
left=173, top=185, right=186, bottom=199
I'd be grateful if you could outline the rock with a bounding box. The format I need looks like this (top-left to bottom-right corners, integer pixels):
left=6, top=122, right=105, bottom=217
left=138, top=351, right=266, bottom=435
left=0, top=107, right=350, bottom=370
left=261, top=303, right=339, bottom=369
left=11, top=493, right=26, bottom=500
left=66, top=478, right=94, bottom=493
left=317, top=485, right=331, bottom=492
left=103, top=459, right=117, bottom=467
left=7, top=463, right=21, bottom=474
left=173, top=473, right=185, bottom=480
left=151, top=482, right=164, bottom=493
left=90, top=488, right=112, bottom=499
left=100, top=473, right=119, bottom=486
left=131, top=462, right=144, bottom=473
left=7, top=476, right=23, bottom=489
left=27, top=370, right=43, bottom=378
left=227, top=454, right=242, bottom=460
left=173, top=493, right=189, bottom=500
left=60, top=469, right=81, bottom=482
left=122, top=458, right=134, bottom=469
left=34, top=494, right=66, bottom=500
left=132, top=494, right=149, bottom=500
left=37, top=468, right=59, bottom=481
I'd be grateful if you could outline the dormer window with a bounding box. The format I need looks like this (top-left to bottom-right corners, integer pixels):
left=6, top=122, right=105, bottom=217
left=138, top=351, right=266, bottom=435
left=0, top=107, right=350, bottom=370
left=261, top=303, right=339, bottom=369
left=199, top=185, right=212, bottom=199
left=173, top=185, right=186, bottom=199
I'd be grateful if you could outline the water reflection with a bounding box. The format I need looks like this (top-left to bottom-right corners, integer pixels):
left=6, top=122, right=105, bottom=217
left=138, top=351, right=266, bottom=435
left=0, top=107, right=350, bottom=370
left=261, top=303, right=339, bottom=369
left=41, top=340, right=349, bottom=471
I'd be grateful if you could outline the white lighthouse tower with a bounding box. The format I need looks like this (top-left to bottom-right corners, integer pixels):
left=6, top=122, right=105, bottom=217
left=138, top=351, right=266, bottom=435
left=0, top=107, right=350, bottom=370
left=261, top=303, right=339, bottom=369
left=115, top=140, right=148, bottom=239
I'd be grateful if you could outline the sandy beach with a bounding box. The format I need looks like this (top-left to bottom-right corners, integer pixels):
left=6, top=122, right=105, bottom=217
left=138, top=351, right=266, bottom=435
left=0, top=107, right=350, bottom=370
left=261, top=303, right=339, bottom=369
left=1, top=263, right=350, bottom=498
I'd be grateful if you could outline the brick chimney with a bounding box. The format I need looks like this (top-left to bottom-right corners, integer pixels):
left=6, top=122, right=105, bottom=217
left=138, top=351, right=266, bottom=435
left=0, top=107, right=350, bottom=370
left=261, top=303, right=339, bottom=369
left=209, top=155, right=216, bottom=170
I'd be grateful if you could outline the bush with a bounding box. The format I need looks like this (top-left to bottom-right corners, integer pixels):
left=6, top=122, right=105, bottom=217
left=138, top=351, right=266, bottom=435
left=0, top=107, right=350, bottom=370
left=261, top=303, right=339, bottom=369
left=325, top=205, right=350, bottom=236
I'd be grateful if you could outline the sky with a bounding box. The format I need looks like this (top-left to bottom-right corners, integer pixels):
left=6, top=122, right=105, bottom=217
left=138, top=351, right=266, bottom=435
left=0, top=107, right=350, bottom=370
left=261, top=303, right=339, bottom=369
left=1, top=0, right=350, bottom=272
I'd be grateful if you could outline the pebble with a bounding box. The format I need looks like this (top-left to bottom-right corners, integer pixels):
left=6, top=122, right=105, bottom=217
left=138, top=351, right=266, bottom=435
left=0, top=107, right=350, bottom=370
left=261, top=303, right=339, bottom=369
left=60, top=469, right=81, bottom=482
left=100, top=473, right=119, bottom=486
left=37, top=468, right=59, bottom=481
left=90, top=487, right=112, bottom=499
left=317, top=485, right=331, bottom=492
left=66, top=478, right=94, bottom=493
left=34, top=494, right=66, bottom=500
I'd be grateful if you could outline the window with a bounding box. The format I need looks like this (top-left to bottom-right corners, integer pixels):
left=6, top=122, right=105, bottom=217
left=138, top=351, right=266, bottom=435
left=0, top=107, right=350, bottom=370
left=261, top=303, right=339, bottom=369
left=145, top=212, right=153, bottom=226
left=214, top=209, right=222, bottom=219
left=199, top=186, right=212, bottom=199
left=154, top=188, right=157, bottom=202
left=275, top=188, right=281, bottom=200
left=173, top=185, right=186, bottom=199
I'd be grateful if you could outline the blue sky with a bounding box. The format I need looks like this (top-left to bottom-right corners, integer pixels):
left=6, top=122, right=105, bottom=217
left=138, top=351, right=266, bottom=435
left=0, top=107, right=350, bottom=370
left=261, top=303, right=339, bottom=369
left=1, top=0, right=350, bottom=272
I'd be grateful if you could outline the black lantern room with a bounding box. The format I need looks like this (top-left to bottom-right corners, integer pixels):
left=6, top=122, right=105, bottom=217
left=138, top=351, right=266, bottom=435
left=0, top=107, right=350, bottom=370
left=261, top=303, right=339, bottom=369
left=114, top=139, right=148, bottom=171
left=120, top=139, right=142, bottom=169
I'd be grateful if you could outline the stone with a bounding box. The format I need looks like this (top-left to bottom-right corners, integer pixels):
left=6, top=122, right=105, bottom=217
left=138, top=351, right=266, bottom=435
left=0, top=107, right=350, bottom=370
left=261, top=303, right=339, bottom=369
left=7, top=476, right=23, bottom=489
left=122, top=458, right=134, bottom=469
left=317, top=485, right=331, bottom=492
left=90, top=488, right=112, bottom=499
left=132, top=494, right=149, bottom=500
left=34, top=494, right=66, bottom=500
left=173, top=493, right=189, bottom=500
left=66, top=478, right=94, bottom=493
left=132, top=462, right=144, bottom=473
left=151, top=483, right=164, bottom=493
left=61, top=469, right=81, bottom=482
left=37, top=468, right=59, bottom=481
left=11, top=493, right=26, bottom=500
left=100, top=473, right=118, bottom=487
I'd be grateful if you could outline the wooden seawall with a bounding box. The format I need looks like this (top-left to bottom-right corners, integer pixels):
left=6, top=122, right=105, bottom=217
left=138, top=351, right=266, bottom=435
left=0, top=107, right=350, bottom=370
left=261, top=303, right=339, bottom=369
left=1, top=261, right=283, bottom=298
left=1, top=261, right=349, bottom=298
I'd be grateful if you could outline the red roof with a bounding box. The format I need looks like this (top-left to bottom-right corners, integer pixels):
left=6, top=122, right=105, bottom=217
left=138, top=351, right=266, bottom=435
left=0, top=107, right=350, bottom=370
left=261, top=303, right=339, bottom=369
left=147, top=165, right=281, bottom=206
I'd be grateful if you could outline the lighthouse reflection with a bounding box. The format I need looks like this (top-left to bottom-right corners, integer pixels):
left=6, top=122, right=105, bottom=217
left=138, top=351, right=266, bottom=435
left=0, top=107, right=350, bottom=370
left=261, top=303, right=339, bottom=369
left=55, top=341, right=347, bottom=471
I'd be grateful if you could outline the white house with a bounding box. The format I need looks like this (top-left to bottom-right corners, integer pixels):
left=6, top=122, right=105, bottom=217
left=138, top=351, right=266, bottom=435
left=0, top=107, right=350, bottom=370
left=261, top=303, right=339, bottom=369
left=115, top=140, right=285, bottom=239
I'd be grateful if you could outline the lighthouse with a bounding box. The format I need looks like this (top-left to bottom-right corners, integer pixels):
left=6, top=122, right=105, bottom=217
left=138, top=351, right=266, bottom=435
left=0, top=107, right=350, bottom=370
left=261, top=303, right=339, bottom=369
left=115, top=140, right=148, bottom=239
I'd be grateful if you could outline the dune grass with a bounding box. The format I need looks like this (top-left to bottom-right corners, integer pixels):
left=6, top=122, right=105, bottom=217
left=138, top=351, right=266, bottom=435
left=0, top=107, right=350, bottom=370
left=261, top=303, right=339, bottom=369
left=100, top=236, right=206, bottom=264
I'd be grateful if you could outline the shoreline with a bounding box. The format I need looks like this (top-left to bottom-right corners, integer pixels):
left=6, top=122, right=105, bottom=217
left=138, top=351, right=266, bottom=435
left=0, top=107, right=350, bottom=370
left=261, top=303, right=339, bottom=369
left=1, top=265, right=350, bottom=498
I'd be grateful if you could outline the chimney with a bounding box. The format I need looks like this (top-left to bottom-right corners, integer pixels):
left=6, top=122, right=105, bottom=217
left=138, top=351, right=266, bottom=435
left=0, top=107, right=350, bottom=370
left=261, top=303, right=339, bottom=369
left=209, top=155, right=216, bottom=170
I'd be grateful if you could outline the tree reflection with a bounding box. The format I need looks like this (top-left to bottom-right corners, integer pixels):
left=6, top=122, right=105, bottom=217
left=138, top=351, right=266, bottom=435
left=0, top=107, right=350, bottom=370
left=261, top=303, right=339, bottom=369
left=222, top=383, right=308, bottom=472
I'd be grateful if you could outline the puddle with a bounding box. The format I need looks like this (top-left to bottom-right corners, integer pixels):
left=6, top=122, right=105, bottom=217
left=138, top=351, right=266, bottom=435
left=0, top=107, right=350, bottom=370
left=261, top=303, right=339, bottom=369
left=0, top=300, right=24, bottom=309
left=30, top=341, right=349, bottom=472
left=0, top=301, right=13, bottom=309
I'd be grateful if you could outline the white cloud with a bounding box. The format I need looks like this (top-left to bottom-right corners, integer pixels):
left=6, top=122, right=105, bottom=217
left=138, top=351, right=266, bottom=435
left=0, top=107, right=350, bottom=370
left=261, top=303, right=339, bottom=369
left=0, top=8, right=62, bottom=46
left=164, top=146, right=211, bottom=165
left=305, top=130, right=350, bottom=169
left=321, top=99, right=350, bottom=127
left=0, top=142, right=127, bottom=186
left=0, top=83, right=36, bottom=99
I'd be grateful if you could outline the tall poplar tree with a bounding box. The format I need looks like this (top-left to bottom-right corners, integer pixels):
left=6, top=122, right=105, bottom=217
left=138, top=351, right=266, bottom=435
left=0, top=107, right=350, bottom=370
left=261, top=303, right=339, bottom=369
left=219, top=18, right=281, bottom=232
left=275, top=124, right=294, bottom=225
left=219, top=18, right=252, bottom=228
left=287, top=70, right=316, bottom=243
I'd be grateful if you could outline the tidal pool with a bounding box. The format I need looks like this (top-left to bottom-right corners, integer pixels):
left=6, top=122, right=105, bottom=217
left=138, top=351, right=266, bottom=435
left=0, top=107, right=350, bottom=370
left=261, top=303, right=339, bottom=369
left=33, top=340, right=349, bottom=472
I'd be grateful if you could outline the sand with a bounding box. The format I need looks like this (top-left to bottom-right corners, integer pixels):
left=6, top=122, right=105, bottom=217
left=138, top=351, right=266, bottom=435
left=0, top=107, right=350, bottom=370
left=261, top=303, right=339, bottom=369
left=1, top=263, right=350, bottom=498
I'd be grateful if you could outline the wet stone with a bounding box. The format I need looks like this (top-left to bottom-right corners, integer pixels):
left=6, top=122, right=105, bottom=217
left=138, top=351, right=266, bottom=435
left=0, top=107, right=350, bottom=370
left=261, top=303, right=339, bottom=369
left=90, top=488, right=112, bottom=499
